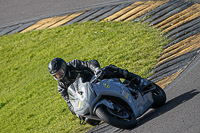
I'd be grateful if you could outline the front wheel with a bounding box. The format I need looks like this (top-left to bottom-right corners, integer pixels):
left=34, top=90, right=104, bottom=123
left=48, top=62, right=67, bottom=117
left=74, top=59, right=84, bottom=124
left=151, top=83, right=166, bottom=108
left=95, top=102, right=137, bottom=129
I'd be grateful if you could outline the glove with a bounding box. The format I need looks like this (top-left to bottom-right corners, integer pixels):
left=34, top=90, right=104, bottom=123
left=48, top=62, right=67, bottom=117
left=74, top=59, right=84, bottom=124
left=94, top=68, right=104, bottom=79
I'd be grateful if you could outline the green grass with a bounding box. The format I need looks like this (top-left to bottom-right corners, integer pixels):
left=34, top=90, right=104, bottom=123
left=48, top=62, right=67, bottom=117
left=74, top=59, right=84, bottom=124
left=0, top=21, right=169, bottom=133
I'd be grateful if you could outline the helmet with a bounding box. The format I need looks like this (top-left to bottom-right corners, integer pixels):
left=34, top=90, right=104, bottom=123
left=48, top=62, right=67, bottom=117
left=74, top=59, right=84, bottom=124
left=48, top=58, right=68, bottom=81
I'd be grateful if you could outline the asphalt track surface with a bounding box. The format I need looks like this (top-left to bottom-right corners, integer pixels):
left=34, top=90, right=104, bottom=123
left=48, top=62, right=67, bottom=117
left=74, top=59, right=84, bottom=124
left=1, top=0, right=199, bottom=27
left=1, top=0, right=200, bottom=133
left=0, top=0, right=136, bottom=27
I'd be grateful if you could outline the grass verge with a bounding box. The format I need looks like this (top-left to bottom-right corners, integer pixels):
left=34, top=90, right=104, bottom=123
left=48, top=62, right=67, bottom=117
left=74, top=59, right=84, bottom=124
left=0, top=21, right=169, bottom=133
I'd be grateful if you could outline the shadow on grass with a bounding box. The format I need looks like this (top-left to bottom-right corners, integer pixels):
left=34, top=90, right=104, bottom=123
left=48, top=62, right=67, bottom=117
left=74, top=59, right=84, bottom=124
left=0, top=100, right=10, bottom=110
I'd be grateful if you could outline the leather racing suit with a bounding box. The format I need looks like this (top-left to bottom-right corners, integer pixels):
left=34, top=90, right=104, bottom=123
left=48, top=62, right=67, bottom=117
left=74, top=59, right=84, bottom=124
left=57, top=59, right=141, bottom=117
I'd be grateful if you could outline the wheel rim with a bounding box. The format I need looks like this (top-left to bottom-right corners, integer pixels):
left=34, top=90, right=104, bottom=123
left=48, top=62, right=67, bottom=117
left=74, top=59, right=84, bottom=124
left=106, top=103, right=132, bottom=120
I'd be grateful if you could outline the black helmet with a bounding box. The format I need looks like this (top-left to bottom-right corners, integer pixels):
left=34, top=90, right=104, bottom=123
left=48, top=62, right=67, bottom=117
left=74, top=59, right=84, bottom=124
left=48, top=58, right=68, bottom=81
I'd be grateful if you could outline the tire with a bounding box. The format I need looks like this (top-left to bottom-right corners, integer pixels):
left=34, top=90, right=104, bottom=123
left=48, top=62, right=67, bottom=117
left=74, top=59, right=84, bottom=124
left=151, top=83, right=166, bottom=108
left=95, top=103, right=137, bottom=129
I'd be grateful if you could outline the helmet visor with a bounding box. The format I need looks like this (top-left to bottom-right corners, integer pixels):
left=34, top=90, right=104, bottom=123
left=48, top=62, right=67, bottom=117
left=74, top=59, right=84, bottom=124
left=53, top=69, right=65, bottom=80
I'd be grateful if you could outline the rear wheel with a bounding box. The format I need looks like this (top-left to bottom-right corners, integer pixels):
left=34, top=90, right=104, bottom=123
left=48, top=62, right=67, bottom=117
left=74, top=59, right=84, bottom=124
left=151, top=83, right=166, bottom=108
left=95, top=101, right=137, bottom=129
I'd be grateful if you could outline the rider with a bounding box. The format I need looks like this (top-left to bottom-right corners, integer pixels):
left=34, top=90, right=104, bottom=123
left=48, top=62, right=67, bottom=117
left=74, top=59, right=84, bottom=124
left=48, top=58, right=151, bottom=125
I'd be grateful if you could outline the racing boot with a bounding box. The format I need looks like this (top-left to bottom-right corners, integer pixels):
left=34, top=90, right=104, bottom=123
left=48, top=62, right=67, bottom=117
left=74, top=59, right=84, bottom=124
left=103, top=64, right=152, bottom=90
left=123, top=69, right=152, bottom=90
left=137, top=78, right=152, bottom=90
